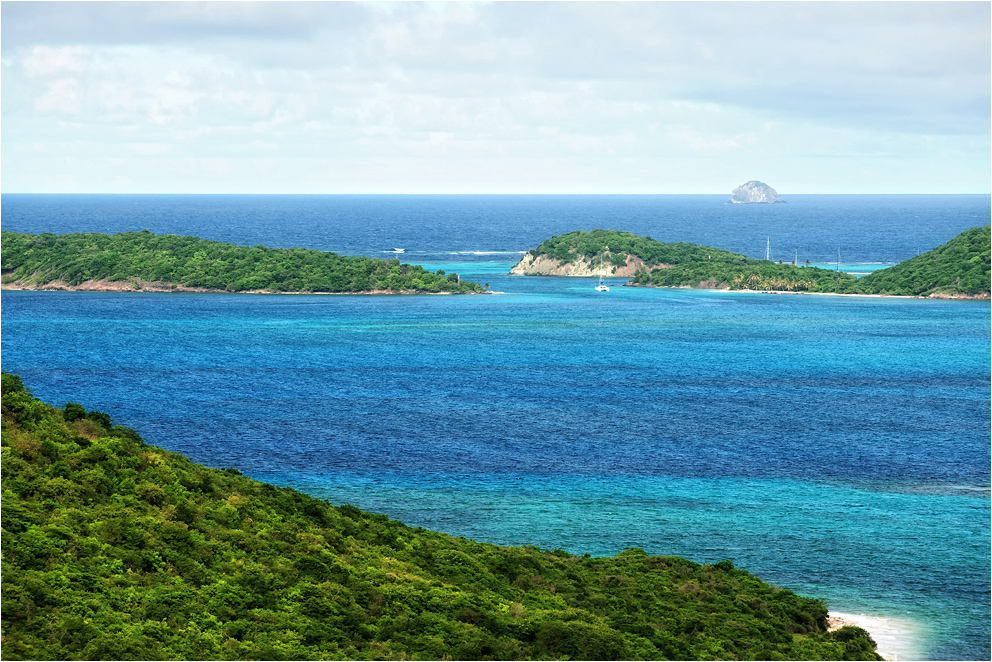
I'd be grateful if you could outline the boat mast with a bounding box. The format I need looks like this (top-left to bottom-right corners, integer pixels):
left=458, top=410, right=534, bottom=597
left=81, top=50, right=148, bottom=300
left=766, top=237, right=770, bottom=261
left=595, top=245, right=610, bottom=291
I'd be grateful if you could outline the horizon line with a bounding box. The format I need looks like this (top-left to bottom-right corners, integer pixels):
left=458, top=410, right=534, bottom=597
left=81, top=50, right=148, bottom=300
left=2, top=191, right=990, bottom=196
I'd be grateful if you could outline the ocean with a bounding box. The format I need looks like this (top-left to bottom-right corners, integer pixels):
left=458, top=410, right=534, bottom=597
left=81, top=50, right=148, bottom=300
left=1, top=193, right=989, bottom=660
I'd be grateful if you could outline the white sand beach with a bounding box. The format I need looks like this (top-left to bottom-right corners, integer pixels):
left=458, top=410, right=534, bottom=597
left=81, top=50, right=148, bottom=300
left=829, top=611, right=923, bottom=661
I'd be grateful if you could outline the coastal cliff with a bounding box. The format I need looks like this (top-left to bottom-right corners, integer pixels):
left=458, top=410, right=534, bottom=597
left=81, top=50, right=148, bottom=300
left=510, top=252, right=655, bottom=277
left=509, top=229, right=744, bottom=278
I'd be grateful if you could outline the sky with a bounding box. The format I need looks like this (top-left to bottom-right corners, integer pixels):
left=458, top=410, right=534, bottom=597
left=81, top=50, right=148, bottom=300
left=1, top=1, right=989, bottom=194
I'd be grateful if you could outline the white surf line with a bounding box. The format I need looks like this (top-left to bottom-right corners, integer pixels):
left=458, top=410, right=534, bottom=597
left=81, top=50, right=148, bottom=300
left=829, top=611, right=924, bottom=661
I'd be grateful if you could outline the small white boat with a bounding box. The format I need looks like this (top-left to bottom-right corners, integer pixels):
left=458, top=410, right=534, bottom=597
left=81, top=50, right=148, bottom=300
left=393, top=248, right=405, bottom=253
left=595, top=249, right=610, bottom=291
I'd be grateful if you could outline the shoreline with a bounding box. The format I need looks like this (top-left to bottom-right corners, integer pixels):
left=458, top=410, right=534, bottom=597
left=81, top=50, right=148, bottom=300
left=828, top=611, right=921, bottom=661
left=621, top=281, right=990, bottom=300
left=0, top=280, right=493, bottom=296
left=740, top=287, right=988, bottom=300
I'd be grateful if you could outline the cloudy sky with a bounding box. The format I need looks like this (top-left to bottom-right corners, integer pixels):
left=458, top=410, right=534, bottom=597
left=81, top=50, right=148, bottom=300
left=2, top=1, right=989, bottom=194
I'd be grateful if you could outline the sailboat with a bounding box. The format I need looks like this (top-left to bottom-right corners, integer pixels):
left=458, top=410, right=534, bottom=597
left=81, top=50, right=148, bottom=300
left=595, top=248, right=610, bottom=292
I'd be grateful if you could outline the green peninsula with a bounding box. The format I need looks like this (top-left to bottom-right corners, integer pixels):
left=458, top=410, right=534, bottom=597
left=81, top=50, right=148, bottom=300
left=0, top=230, right=485, bottom=294
left=855, top=224, right=990, bottom=298
left=1, top=373, right=881, bottom=660
left=511, top=226, right=990, bottom=298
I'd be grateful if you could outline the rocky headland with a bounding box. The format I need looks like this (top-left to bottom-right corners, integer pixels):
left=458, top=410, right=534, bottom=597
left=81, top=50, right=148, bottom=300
left=509, top=252, right=656, bottom=277
left=508, top=229, right=745, bottom=280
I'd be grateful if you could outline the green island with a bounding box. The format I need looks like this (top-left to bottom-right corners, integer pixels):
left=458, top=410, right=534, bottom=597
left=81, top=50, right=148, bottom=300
left=0, top=230, right=486, bottom=294
left=1, top=373, right=881, bottom=661
left=513, top=226, right=990, bottom=298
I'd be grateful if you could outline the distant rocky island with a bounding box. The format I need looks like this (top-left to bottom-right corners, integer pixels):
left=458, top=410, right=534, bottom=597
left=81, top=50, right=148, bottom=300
left=730, top=180, right=784, bottom=204
left=510, top=226, right=991, bottom=299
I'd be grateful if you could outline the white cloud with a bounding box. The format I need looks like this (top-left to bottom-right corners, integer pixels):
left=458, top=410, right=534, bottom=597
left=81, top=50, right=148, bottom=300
left=149, top=71, right=198, bottom=124
left=22, top=45, right=88, bottom=77
left=667, top=126, right=744, bottom=153
left=1, top=2, right=988, bottom=193
left=128, top=142, right=172, bottom=156
left=34, top=78, right=82, bottom=114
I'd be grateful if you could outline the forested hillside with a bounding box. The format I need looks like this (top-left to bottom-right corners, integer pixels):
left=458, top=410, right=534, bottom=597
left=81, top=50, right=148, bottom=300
left=0, top=231, right=484, bottom=294
left=856, top=225, right=990, bottom=297
left=527, top=229, right=748, bottom=268
left=1, top=373, right=881, bottom=660
left=519, top=229, right=863, bottom=292
left=628, top=260, right=861, bottom=293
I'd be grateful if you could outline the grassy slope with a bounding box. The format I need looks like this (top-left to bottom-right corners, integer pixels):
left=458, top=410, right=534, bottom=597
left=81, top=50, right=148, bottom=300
left=1, top=374, right=880, bottom=661
left=0, top=231, right=484, bottom=294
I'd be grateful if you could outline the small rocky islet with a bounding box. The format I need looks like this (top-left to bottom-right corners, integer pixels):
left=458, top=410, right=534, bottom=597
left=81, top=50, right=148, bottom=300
left=729, top=180, right=785, bottom=204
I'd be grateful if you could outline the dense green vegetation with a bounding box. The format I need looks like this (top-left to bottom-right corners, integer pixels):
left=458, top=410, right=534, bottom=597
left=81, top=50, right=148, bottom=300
left=856, top=224, right=990, bottom=297
left=529, top=230, right=862, bottom=292
left=0, top=231, right=484, bottom=294
left=631, top=260, right=861, bottom=293
left=529, top=229, right=748, bottom=268
left=530, top=227, right=990, bottom=297
left=1, top=373, right=881, bottom=660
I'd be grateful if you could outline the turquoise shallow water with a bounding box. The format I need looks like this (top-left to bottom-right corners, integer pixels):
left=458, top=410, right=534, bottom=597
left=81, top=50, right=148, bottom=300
left=1, top=194, right=989, bottom=659
left=292, top=472, right=983, bottom=660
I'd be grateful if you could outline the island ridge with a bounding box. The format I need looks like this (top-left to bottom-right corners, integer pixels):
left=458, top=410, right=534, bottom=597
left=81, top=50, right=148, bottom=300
left=0, top=231, right=486, bottom=295
left=510, top=226, right=991, bottom=299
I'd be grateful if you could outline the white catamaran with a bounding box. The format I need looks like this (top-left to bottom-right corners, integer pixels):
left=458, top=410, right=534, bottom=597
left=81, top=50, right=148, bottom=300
left=595, top=248, right=610, bottom=292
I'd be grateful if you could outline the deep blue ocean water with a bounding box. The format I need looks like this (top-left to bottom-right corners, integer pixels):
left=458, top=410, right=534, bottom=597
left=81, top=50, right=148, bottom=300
left=2, top=194, right=989, bottom=659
